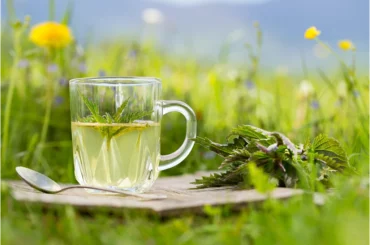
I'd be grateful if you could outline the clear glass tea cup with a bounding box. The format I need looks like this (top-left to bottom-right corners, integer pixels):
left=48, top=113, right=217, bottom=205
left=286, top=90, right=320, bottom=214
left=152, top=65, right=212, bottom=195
left=69, top=77, right=196, bottom=193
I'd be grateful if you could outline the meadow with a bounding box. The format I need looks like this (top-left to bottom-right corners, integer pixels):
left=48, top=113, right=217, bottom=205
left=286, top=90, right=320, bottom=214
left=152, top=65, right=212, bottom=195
left=1, top=4, right=369, bottom=245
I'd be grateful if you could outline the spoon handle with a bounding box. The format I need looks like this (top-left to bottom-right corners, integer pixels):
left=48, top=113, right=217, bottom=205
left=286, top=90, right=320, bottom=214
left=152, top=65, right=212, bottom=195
left=59, top=185, right=167, bottom=200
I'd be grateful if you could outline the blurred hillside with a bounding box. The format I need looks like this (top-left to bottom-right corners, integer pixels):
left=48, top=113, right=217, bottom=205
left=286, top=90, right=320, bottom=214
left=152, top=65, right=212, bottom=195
left=1, top=0, right=369, bottom=72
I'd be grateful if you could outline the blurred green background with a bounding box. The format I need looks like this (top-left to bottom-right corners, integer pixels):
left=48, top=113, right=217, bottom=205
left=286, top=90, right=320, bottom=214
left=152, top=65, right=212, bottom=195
left=1, top=0, right=369, bottom=244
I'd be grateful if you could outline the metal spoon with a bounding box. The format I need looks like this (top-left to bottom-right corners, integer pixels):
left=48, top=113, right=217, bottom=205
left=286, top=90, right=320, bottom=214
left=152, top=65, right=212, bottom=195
left=15, top=166, right=166, bottom=200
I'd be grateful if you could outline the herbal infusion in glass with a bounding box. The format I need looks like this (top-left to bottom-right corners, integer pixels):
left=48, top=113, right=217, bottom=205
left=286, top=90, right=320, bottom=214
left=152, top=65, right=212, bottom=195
left=70, top=77, right=196, bottom=193
left=72, top=122, right=160, bottom=191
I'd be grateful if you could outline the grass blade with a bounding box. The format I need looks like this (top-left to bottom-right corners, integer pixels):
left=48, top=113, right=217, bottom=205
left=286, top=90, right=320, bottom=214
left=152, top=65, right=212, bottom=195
left=48, top=0, right=55, bottom=21
left=62, top=1, right=73, bottom=25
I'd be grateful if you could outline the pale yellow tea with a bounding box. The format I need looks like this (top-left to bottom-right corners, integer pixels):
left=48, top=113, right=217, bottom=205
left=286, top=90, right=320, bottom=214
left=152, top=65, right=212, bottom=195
left=71, top=121, right=160, bottom=192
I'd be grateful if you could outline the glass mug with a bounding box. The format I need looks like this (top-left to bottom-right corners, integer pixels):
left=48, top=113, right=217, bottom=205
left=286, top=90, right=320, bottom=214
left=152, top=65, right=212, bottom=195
left=69, top=77, right=196, bottom=193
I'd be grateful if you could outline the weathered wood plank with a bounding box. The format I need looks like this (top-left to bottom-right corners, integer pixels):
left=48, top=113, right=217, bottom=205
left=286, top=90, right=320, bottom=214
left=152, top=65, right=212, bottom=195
left=6, top=172, right=304, bottom=216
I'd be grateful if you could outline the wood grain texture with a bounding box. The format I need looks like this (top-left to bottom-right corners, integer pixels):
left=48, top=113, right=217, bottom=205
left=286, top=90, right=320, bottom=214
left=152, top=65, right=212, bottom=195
left=6, top=172, right=304, bottom=216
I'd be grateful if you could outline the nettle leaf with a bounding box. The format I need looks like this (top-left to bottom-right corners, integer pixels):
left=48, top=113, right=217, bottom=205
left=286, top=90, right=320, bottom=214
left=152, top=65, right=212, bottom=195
left=120, top=111, right=153, bottom=123
left=78, top=91, right=152, bottom=125
left=229, top=125, right=272, bottom=141
left=220, top=148, right=250, bottom=168
left=113, top=98, right=130, bottom=122
left=103, top=113, right=114, bottom=123
left=246, top=139, right=274, bottom=153
left=77, top=115, right=95, bottom=123
left=270, top=132, right=298, bottom=155
left=309, top=134, right=348, bottom=171
left=77, top=91, right=153, bottom=149
left=78, top=89, right=105, bottom=123
left=191, top=164, right=247, bottom=188
left=230, top=136, right=248, bottom=148
left=314, top=153, right=343, bottom=171
left=250, top=151, right=273, bottom=165
left=192, top=136, right=246, bottom=157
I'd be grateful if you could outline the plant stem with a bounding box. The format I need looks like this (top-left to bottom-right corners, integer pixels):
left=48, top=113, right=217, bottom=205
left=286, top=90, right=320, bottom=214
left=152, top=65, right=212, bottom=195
left=315, top=39, right=346, bottom=65
left=40, top=48, right=55, bottom=146
left=40, top=89, right=54, bottom=145
left=2, top=17, right=23, bottom=164
left=2, top=58, right=19, bottom=164
left=316, top=39, right=368, bottom=139
left=351, top=50, right=356, bottom=74
left=40, top=75, right=54, bottom=146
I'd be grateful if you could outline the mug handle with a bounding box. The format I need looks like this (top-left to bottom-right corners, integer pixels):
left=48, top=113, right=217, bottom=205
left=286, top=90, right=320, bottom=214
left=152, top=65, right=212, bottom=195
left=158, top=100, right=197, bottom=171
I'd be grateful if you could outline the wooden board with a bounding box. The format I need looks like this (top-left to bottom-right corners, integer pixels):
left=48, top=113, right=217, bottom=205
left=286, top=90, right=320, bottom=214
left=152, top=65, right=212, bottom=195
left=7, top=172, right=304, bottom=216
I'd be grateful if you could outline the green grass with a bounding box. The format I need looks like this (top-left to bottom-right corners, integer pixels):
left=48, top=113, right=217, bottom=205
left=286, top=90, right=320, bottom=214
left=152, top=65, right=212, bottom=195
left=1, top=8, right=369, bottom=245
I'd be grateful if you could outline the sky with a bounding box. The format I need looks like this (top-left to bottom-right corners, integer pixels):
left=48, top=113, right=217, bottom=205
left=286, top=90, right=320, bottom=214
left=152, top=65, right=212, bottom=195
left=147, top=0, right=272, bottom=5
left=2, top=0, right=369, bottom=72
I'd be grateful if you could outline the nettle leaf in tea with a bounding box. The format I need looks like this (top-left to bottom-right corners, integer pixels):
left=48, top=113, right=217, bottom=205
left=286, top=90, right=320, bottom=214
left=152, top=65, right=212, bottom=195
left=192, top=125, right=353, bottom=190
left=76, top=89, right=153, bottom=147
left=77, top=89, right=153, bottom=124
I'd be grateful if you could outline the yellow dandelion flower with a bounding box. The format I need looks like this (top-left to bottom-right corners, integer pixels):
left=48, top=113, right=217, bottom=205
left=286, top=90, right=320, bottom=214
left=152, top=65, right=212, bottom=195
left=29, top=21, right=73, bottom=48
left=304, top=26, right=321, bottom=39
left=338, top=40, right=354, bottom=51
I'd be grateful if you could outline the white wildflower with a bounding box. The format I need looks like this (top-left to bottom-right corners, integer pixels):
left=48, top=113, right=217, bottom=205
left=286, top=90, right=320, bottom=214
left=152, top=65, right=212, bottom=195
left=142, top=8, right=164, bottom=24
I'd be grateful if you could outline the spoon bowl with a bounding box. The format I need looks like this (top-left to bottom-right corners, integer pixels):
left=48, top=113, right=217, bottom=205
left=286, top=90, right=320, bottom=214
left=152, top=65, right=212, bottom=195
left=16, top=167, right=62, bottom=193
left=15, top=166, right=167, bottom=200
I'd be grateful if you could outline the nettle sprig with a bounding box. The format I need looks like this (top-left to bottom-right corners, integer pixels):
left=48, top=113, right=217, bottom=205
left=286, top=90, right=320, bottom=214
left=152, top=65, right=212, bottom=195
left=192, top=125, right=352, bottom=189
left=77, top=90, right=152, bottom=147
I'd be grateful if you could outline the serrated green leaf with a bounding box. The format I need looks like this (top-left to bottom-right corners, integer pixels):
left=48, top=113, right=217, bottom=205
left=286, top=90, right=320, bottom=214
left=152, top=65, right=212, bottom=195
left=77, top=89, right=105, bottom=123
left=113, top=98, right=130, bottom=122
left=192, top=136, right=246, bottom=157
left=314, top=153, right=344, bottom=171
left=77, top=90, right=153, bottom=151
left=104, top=113, right=114, bottom=123
left=310, top=134, right=348, bottom=171
left=270, top=132, right=298, bottom=155
left=77, top=115, right=95, bottom=123
left=230, top=136, right=248, bottom=148
left=78, top=89, right=152, bottom=125
left=245, top=139, right=274, bottom=153
left=229, top=125, right=272, bottom=141
left=191, top=164, right=247, bottom=188
left=120, top=110, right=153, bottom=123
left=250, top=151, right=272, bottom=162
left=220, top=148, right=250, bottom=168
